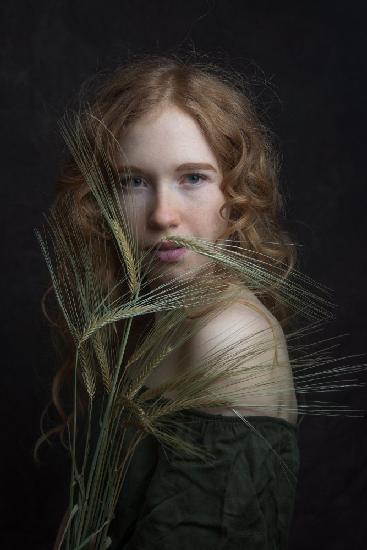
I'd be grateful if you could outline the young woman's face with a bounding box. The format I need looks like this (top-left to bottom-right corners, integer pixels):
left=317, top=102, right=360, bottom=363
left=118, top=104, right=229, bottom=284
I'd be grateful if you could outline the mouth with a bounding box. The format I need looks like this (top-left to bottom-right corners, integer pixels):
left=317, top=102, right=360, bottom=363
left=154, top=247, right=187, bottom=263
left=143, top=239, right=187, bottom=263
left=147, top=240, right=185, bottom=251
left=147, top=241, right=188, bottom=263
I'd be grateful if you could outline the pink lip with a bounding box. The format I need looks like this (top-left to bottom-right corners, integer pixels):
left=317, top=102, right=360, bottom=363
left=155, top=247, right=187, bottom=262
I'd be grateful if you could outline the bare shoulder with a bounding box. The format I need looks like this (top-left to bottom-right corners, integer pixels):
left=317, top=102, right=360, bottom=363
left=191, top=292, right=298, bottom=425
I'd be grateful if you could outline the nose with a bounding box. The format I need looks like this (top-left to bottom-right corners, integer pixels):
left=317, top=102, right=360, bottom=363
left=147, top=188, right=181, bottom=231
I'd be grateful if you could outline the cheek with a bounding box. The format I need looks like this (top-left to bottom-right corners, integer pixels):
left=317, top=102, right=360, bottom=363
left=206, top=197, right=229, bottom=230
left=190, top=202, right=227, bottom=242
left=120, top=196, right=146, bottom=227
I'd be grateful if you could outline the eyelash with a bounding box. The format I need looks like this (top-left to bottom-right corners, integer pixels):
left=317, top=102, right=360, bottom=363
left=120, top=172, right=208, bottom=189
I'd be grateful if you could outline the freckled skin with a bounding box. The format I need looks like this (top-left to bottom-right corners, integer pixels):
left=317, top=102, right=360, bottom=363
left=118, top=104, right=229, bottom=285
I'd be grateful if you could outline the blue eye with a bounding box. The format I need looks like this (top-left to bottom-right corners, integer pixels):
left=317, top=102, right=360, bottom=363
left=120, top=176, right=145, bottom=189
left=185, top=173, right=207, bottom=185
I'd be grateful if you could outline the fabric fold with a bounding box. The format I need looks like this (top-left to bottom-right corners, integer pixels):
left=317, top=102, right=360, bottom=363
left=109, top=404, right=299, bottom=550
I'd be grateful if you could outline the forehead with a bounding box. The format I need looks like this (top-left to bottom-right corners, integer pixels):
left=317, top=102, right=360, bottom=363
left=118, top=105, right=219, bottom=169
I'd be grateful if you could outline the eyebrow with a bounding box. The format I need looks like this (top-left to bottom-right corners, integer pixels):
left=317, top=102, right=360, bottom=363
left=118, top=162, right=218, bottom=174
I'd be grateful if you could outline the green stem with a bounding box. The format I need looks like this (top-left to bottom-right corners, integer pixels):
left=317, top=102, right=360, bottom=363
left=76, top=309, right=135, bottom=545
left=65, top=346, right=80, bottom=549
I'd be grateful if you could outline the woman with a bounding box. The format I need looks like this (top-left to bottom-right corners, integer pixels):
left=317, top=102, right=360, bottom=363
left=44, top=55, right=301, bottom=549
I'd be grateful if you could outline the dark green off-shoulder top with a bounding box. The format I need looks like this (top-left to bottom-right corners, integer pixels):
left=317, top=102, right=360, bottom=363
left=108, top=387, right=299, bottom=550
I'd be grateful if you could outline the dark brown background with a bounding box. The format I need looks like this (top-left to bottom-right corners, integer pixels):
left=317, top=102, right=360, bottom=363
left=1, top=1, right=366, bottom=548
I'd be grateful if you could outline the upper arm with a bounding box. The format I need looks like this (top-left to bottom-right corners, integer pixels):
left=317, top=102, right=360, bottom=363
left=190, top=302, right=298, bottom=425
